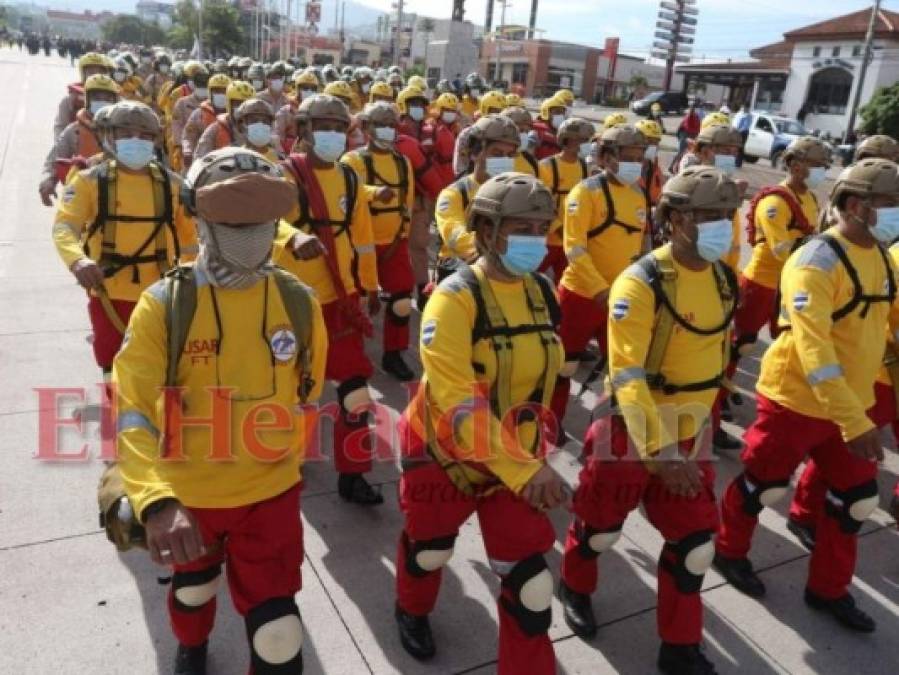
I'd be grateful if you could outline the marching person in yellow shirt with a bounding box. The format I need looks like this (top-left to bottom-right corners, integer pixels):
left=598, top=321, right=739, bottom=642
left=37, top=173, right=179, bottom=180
left=394, top=173, right=566, bottom=673
left=537, top=117, right=593, bottom=281
left=114, top=147, right=327, bottom=675
left=715, top=158, right=899, bottom=634
left=500, top=106, right=540, bottom=176
left=342, top=102, right=417, bottom=381
left=272, top=94, right=384, bottom=506
left=559, top=166, right=740, bottom=675
left=550, top=124, right=650, bottom=438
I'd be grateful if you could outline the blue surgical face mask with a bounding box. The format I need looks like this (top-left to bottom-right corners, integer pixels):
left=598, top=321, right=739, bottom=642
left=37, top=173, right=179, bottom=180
left=485, top=156, right=515, bottom=177
left=578, top=142, right=593, bottom=159
left=409, top=106, right=425, bottom=122
left=312, top=130, right=346, bottom=163
left=872, top=206, right=899, bottom=244
left=644, top=145, right=659, bottom=162
left=806, top=166, right=826, bottom=188
left=551, top=114, right=565, bottom=130
left=500, top=234, right=547, bottom=276
left=246, top=122, right=272, bottom=147
left=715, top=154, right=737, bottom=175
left=695, top=218, right=733, bottom=262
left=520, top=132, right=532, bottom=150
left=615, top=161, right=643, bottom=186
left=115, top=138, right=155, bottom=170
left=374, top=126, right=396, bottom=144
left=90, top=100, right=111, bottom=116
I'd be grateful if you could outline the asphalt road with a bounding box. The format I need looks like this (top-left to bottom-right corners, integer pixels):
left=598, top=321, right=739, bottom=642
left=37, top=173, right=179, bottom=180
left=0, top=48, right=897, bottom=675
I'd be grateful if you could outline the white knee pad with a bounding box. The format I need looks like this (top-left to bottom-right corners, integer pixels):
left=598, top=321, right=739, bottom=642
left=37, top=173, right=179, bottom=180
left=252, top=614, right=304, bottom=665
left=174, top=575, right=221, bottom=608
left=415, top=547, right=454, bottom=572
left=588, top=529, right=621, bottom=554
left=342, top=386, right=372, bottom=415
left=848, top=495, right=879, bottom=523
left=519, top=568, right=554, bottom=613
left=391, top=297, right=413, bottom=318
left=560, top=359, right=579, bottom=378
left=683, top=540, right=715, bottom=576
left=758, top=485, right=788, bottom=507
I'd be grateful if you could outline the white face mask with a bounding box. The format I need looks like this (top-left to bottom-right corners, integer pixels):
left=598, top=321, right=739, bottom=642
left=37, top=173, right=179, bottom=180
left=313, top=130, right=347, bottom=163
left=551, top=114, right=565, bottom=130
left=442, top=111, right=457, bottom=124
left=194, top=87, right=209, bottom=100
left=113, top=71, right=127, bottom=83
left=269, top=78, right=284, bottom=93
left=90, top=100, right=111, bottom=116
left=373, top=126, right=396, bottom=145
left=212, top=93, right=227, bottom=110
left=246, top=122, right=272, bottom=147
left=409, top=106, right=425, bottom=122
left=644, top=145, right=659, bottom=162
left=361, top=82, right=371, bottom=94
left=300, top=89, right=315, bottom=101
left=578, top=142, right=593, bottom=159
left=158, top=64, right=169, bottom=74
left=615, top=161, right=643, bottom=186
left=485, top=156, right=515, bottom=177
left=252, top=79, right=264, bottom=91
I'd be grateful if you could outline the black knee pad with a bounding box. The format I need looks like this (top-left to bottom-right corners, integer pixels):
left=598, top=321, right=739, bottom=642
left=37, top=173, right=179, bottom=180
left=336, top=376, right=371, bottom=426
left=499, top=554, right=553, bottom=637
left=732, top=332, right=758, bottom=361
left=245, top=596, right=303, bottom=674
left=171, top=564, right=222, bottom=613
left=737, top=472, right=790, bottom=517
left=385, top=293, right=413, bottom=326
left=824, top=480, right=879, bottom=534
left=659, top=530, right=715, bottom=594
left=574, top=520, right=622, bottom=560
left=403, top=531, right=456, bottom=578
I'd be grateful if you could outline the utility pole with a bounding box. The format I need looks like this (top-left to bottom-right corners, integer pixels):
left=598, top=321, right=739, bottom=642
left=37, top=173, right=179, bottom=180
left=395, top=0, right=405, bottom=68
left=197, top=0, right=203, bottom=60
left=845, top=0, right=881, bottom=141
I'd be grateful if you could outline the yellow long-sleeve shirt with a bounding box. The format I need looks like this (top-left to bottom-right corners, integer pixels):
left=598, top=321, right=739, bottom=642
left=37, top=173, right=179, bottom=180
left=513, top=152, right=539, bottom=177
left=538, top=154, right=588, bottom=247
left=725, top=210, right=742, bottom=272
left=876, top=241, right=899, bottom=386
left=341, top=148, right=415, bottom=245
left=435, top=174, right=481, bottom=260
left=560, top=173, right=648, bottom=299
left=52, top=162, right=196, bottom=303
left=272, top=164, right=378, bottom=304
left=113, top=269, right=328, bottom=518
left=742, top=181, right=819, bottom=289
left=405, top=268, right=563, bottom=493
left=461, top=97, right=479, bottom=119
left=758, top=229, right=899, bottom=441
left=609, top=245, right=730, bottom=459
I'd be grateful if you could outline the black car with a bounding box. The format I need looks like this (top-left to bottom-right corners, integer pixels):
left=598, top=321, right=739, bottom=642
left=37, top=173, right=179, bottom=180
left=631, top=91, right=689, bottom=115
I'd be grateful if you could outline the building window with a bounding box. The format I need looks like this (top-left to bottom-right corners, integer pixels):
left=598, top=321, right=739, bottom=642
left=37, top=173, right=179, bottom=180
left=832, top=46, right=841, bottom=57
left=853, top=45, right=862, bottom=57
left=812, top=46, right=821, bottom=57
left=512, top=63, right=529, bottom=86
left=804, top=67, right=852, bottom=115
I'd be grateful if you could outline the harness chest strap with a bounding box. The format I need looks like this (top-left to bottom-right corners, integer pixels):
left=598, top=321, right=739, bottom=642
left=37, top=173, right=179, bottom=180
left=359, top=149, right=411, bottom=260
left=549, top=156, right=588, bottom=229
left=586, top=172, right=644, bottom=239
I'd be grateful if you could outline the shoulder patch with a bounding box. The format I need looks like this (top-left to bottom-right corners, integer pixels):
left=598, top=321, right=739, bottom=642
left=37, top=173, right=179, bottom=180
left=765, top=205, right=779, bottom=220
left=793, top=237, right=838, bottom=272
left=792, top=291, right=810, bottom=311
left=62, top=185, right=76, bottom=204
left=611, top=298, right=630, bottom=321
left=421, top=319, right=437, bottom=347
left=622, top=260, right=651, bottom=285
left=437, top=196, right=451, bottom=212
left=567, top=198, right=579, bottom=214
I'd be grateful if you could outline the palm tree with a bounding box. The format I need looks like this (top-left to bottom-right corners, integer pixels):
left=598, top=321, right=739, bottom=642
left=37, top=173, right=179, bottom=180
left=419, top=17, right=436, bottom=76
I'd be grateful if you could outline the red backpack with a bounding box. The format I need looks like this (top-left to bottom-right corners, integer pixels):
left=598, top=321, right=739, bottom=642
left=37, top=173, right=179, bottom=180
left=745, top=186, right=814, bottom=246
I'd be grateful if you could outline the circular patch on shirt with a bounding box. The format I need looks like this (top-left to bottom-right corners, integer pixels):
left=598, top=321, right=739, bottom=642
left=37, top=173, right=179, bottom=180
left=612, top=298, right=630, bottom=320
left=421, top=319, right=437, bottom=346
left=792, top=291, right=810, bottom=312
left=269, top=327, right=297, bottom=363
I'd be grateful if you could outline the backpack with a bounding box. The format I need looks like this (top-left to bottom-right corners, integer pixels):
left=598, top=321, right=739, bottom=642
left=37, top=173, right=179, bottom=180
left=547, top=155, right=588, bottom=214
left=586, top=172, right=645, bottom=239
left=746, top=185, right=815, bottom=247
left=281, top=156, right=358, bottom=238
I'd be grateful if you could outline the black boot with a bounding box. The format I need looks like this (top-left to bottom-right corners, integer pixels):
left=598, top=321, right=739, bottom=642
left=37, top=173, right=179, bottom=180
left=786, top=517, right=816, bottom=551
left=174, top=642, right=208, bottom=675
left=713, top=428, right=742, bottom=452
left=658, top=643, right=718, bottom=675
left=804, top=589, right=876, bottom=633
left=382, top=350, right=415, bottom=381
left=415, top=284, right=429, bottom=313
left=713, top=554, right=766, bottom=598
left=730, top=391, right=744, bottom=406
left=559, top=580, right=597, bottom=639
left=338, top=473, right=384, bottom=506
left=890, top=493, right=899, bottom=526
left=395, top=605, right=436, bottom=660
left=720, top=398, right=733, bottom=422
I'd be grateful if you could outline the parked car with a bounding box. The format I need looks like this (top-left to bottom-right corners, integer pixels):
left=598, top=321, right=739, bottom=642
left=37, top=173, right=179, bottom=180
left=630, top=90, right=689, bottom=115
left=741, top=112, right=808, bottom=166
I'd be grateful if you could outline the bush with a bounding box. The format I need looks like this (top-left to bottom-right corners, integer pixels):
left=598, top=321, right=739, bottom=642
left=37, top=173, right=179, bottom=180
left=859, top=83, right=899, bottom=140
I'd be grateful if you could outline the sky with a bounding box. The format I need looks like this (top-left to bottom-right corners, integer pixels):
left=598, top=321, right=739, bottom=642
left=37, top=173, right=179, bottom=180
left=355, top=0, right=898, bottom=61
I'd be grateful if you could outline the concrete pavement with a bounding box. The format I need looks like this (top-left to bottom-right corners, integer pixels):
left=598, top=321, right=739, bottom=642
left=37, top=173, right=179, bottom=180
left=0, top=48, right=897, bottom=674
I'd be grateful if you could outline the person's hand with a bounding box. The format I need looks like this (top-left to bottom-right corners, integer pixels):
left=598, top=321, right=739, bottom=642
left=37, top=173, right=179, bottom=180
left=375, top=186, right=395, bottom=203
left=847, top=428, right=884, bottom=462
left=145, top=500, right=206, bottom=566
left=70, top=258, right=104, bottom=290
left=654, top=452, right=704, bottom=498
left=367, top=291, right=382, bottom=316
left=290, top=232, right=326, bottom=260
left=39, top=179, right=57, bottom=207
left=593, top=288, right=610, bottom=313
left=521, top=464, right=569, bottom=511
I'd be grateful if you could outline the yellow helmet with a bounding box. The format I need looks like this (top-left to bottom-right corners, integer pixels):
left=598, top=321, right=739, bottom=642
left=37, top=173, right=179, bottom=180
left=208, top=73, right=232, bottom=90
left=78, top=52, right=110, bottom=80
left=505, top=93, right=523, bottom=108
left=226, top=80, right=256, bottom=113
left=369, top=80, right=395, bottom=102
left=294, top=69, right=320, bottom=89
left=479, top=90, right=508, bottom=115
left=539, top=94, right=566, bottom=122
left=84, top=74, right=121, bottom=96
left=396, top=86, right=429, bottom=115
left=556, top=89, right=575, bottom=107
left=183, top=61, right=208, bottom=79
left=435, top=92, right=460, bottom=111
left=603, top=112, right=628, bottom=130
left=324, top=80, right=355, bottom=102
left=635, top=118, right=663, bottom=141
left=407, top=75, right=427, bottom=92
left=701, top=111, right=730, bottom=129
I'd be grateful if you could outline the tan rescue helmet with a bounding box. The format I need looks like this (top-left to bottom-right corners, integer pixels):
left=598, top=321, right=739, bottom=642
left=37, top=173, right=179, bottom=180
left=660, top=165, right=741, bottom=212
left=106, top=101, right=162, bottom=138
left=471, top=114, right=521, bottom=148
left=783, top=135, right=832, bottom=166
left=234, top=98, right=274, bottom=123
left=598, top=124, right=646, bottom=149
left=557, top=118, right=595, bottom=144
left=467, top=172, right=555, bottom=231
left=299, top=93, right=351, bottom=125
left=500, top=106, right=533, bottom=127
left=830, top=158, right=899, bottom=205
left=362, top=101, right=399, bottom=126
left=696, top=123, right=743, bottom=148
left=855, top=134, right=899, bottom=162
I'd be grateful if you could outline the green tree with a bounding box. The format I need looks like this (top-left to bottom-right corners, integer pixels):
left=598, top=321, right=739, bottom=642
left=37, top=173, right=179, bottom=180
left=167, top=0, right=244, bottom=56
left=102, top=15, right=166, bottom=45
left=628, top=74, right=648, bottom=89
left=860, top=83, right=899, bottom=140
